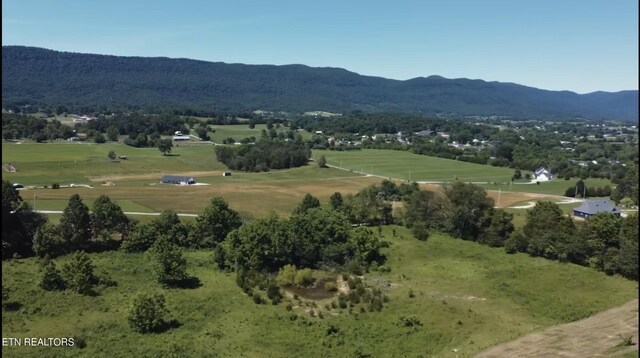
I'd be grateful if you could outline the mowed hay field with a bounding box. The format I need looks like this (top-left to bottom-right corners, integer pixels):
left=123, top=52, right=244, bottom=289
left=316, top=149, right=615, bottom=196
left=1, top=142, right=380, bottom=217
left=479, top=177, right=615, bottom=196
left=2, top=226, right=637, bottom=357
left=317, top=149, right=515, bottom=183
left=1, top=142, right=224, bottom=186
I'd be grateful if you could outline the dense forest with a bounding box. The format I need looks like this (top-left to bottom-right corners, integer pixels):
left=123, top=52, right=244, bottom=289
left=3, top=46, right=638, bottom=121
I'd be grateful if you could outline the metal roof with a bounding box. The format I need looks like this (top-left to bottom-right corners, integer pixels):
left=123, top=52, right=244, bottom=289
left=573, top=199, right=620, bottom=215
left=161, top=175, right=195, bottom=181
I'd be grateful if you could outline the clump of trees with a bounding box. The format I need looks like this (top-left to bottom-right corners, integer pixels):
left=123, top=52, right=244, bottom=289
left=32, top=194, right=129, bottom=258
left=2, top=180, right=48, bottom=259
left=564, top=180, right=612, bottom=198
left=215, top=139, right=311, bottom=172
left=402, top=181, right=514, bottom=247
left=39, top=252, right=112, bottom=295
left=504, top=201, right=638, bottom=280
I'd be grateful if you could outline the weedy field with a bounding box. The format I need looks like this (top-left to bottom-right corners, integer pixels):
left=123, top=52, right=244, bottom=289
left=2, top=226, right=637, bottom=357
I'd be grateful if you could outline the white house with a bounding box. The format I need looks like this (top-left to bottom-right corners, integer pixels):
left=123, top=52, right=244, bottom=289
left=534, top=167, right=553, bottom=182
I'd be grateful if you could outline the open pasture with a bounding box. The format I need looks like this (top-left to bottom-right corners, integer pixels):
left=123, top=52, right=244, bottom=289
left=315, top=149, right=615, bottom=196
left=208, top=124, right=312, bottom=143
left=479, top=177, right=615, bottom=196
left=1, top=142, right=223, bottom=186
left=317, top=149, right=515, bottom=183
left=2, top=226, right=637, bottom=357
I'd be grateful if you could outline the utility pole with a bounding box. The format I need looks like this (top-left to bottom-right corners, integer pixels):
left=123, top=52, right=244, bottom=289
left=497, top=189, right=501, bottom=207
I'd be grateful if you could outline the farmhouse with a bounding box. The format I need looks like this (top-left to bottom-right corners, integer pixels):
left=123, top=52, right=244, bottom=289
left=533, top=167, right=553, bottom=181
left=572, top=199, right=621, bottom=219
left=161, top=175, right=196, bottom=185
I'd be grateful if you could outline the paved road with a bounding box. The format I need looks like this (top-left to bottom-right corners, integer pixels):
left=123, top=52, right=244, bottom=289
left=35, top=210, right=198, bottom=217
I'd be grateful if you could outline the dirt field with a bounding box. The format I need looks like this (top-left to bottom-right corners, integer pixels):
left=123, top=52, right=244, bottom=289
left=475, top=299, right=639, bottom=358
left=486, top=190, right=559, bottom=208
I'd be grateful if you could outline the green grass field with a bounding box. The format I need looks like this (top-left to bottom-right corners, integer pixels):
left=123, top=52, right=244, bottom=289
left=2, top=142, right=223, bottom=186
left=479, top=178, right=615, bottom=196
left=2, top=226, right=636, bottom=357
left=315, top=149, right=614, bottom=196
left=316, top=149, right=516, bottom=182
left=209, top=124, right=312, bottom=143
left=1, top=141, right=378, bottom=218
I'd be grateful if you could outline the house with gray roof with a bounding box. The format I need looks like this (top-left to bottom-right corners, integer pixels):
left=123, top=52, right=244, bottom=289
left=572, top=199, right=621, bottom=219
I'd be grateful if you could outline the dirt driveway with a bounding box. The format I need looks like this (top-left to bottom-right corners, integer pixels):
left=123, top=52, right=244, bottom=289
left=475, top=299, right=639, bottom=357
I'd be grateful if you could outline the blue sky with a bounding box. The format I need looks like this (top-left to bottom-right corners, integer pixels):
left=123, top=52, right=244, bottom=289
left=2, top=0, right=638, bottom=93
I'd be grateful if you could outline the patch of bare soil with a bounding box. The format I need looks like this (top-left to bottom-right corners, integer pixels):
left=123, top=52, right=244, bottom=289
left=475, top=299, right=639, bottom=358
left=286, top=278, right=336, bottom=300
left=486, top=191, right=551, bottom=208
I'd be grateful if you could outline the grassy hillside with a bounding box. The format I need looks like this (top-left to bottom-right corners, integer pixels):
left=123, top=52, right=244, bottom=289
left=2, top=226, right=637, bottom=357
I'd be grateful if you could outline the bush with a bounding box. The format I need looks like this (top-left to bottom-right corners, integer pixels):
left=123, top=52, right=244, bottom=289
left=147, top=237, right=188, bottom=285
left=127, top=292, right=170, bottom=333
left=267, top=283, right=282, bottom=304
left=94, top=270, right=117, bottom=287
left=253, top=294, right=265, bottom=305
left=324, top=281, right=337, bottom=291
left=52, top=183, right=60, bottom=189
left=275, top=264, right=297, bottom=287
left=61, top=251, right=95, bottom=295
left=294, top=268, right=314, bottom=287
left=40, top=261, right=66, bottom=291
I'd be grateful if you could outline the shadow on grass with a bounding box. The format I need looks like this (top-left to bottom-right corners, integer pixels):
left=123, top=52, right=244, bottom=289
left=164, top=153, right=181, bottom=157
left=166, top=276, right=202, bottom=289
left=3, top=302, right=23, bottom=311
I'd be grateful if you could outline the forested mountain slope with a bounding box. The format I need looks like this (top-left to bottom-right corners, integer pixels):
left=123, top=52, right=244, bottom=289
left=2, top=46, right=637, bottom=121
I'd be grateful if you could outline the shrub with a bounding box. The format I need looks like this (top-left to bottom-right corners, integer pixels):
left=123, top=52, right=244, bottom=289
left=408, top=289, right=415, bottom=298
left=253, top=294, right=265, bottom=305
left=94, top=270, right=117, bottom=287
left=127, top=292, right=169, bottom=333
left=267, top=283, right=282, bottom=304
left=61, top=251, right=95, bottom=295
left=52, top=183, right=60, bottom=189
left=276, top=264, right=297, bottom=286
left=294, top=268, right=314, bottom=287
left=40, top=261, right=66, bottom=291
left=324, top=281, right=337, bottom=291
left=397, top=315, right=423, bottom=328
left=147, top=237, right=188, bottom=286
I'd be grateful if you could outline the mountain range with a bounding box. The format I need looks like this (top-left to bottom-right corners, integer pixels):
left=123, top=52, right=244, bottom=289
left=2, top=46, right=637, bottom=121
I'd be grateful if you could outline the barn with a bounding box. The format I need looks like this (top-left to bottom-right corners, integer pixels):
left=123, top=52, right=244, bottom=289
left=572, top=199, right=621, bottom=219
left=161, top=175, right=196, bottom=185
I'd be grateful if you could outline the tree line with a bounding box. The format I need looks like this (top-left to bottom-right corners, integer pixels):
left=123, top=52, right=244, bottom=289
left=215, top=138, right=311, bottom=172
